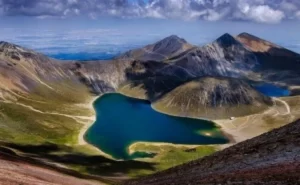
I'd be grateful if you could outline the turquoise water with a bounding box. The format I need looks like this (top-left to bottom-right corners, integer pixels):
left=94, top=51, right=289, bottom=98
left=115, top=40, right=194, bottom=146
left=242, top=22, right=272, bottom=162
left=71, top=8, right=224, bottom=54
left=254, top=83, right=290, bottom=97
left=85, top=93, right=228, bottom=160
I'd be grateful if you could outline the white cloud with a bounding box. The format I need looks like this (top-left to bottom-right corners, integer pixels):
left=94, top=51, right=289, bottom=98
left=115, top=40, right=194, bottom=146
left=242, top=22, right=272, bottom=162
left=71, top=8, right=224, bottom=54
left=201, top=9, right=227, bottom=21
left=0, top=0, right=299, bottom=23
left=241, top=5, right=285, bottom=23
left=280, top=1, right=298, bottom=11
left=295, top=11, right=300, bottom=19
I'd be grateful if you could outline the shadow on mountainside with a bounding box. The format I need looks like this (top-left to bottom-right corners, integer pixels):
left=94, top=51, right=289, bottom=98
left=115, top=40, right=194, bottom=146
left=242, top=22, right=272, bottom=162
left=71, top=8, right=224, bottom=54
left=256, top=47, right=300, bottom=71
left=124, top=60, right=195, bottom=102
left=123, top=119, right=300, bottom=185
left=254, top=47, right=300, bottom=95
left=0, top=142, right=156, bottom=179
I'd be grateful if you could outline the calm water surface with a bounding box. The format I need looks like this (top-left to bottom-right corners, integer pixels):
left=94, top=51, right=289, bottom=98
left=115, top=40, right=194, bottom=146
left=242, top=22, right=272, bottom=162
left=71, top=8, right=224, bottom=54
left=254, top=83, right=290, bottom=97
left=85, top=93, right=228, bottom=160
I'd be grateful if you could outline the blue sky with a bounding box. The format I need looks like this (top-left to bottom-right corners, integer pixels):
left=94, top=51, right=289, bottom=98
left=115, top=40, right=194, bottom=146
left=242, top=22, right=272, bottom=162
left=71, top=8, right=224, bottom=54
left=0, top=0, right=299, bottom=59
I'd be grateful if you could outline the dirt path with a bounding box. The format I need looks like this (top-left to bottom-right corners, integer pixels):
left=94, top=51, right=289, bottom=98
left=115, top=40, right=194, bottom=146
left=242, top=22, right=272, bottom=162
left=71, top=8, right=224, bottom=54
left=0, top=100, right=94, bottom=123
left=274, top=98, right=290, bottom=115
left=214, top=97, right=295, bottom=144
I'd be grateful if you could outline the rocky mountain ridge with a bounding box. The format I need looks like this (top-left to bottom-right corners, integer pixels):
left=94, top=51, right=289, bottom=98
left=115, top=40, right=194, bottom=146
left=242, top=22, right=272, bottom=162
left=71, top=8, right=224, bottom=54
left=117, top=35, right=194, bottom=61
left=167, top=33, right=259, bottom=78
left=236, top=32, right=300, bottom=70
left=1, top=32, right=299, bottom=116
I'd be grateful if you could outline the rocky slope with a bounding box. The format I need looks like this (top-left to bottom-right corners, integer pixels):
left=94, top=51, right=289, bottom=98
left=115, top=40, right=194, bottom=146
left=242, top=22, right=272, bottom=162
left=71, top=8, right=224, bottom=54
left=0, top=150, right=104, bottom=185
left=0, top=41, right=131, bottom=99
left=236, top=33, right=299, bottom=57
left=1, top=33, right=299, bottom=101
left=0, top=143, right=110, bottom=185
left=123, top=119, right=300, bottom=185
left=66, top=60, right=131, bottom=94
left=236, top=32, right=300, bottom=70
left=162, top=33, right=259, bottom=78
left=0, top=41, right=95, bottom=105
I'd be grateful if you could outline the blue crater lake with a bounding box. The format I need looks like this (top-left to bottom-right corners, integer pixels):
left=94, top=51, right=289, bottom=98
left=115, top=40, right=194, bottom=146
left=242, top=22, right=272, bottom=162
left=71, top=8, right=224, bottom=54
left=85, top=93, right=229, bottom=160
left=254, top=83, right=290, bottom=97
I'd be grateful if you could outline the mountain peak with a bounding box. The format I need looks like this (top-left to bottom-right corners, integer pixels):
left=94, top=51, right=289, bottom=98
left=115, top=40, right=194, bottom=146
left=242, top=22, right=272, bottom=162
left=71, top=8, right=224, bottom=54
left=236, top=32, right=283, bottom=53
left=0, top=41, right=19, bottom=50
left=0, top=41, right=50, bottom=63
left=0, top=41, right=32, bottom=54
left=215, top=33, right=241, bottom=48
left=165, top=34, right=181, bottom=40
left=237, top=32, right=272, bottom=44
left=159, top=35, right=187, bottom=44
left=151, top=35, right=190, bottom=56
left=238, top=32, right=255, bottom=37
left=116, top=34, right=193, bottom=61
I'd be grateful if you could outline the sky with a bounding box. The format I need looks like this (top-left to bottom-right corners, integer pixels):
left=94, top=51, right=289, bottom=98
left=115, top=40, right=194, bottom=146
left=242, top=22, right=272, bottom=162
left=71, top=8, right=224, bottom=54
left=0, top=0, right=299, bottom=60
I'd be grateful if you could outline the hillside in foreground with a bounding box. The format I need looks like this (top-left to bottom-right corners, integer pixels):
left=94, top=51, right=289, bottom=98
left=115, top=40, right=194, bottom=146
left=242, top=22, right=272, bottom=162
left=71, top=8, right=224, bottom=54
left=0, top=146, right=108, bottom=185
left=124, top=119, right=300, bottom=185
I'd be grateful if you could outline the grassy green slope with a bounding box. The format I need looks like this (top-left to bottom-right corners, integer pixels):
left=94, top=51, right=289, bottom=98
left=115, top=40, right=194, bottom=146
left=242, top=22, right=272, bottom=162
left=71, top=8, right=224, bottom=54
left=0, top=81, right=93, bottom=144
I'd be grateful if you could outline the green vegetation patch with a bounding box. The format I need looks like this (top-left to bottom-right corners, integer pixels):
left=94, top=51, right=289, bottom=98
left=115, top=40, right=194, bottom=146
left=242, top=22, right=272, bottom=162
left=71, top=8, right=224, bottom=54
left=15, top=80, right=95, bottom=116
left=128, top=143, right=217, bottom=177
left=0, top=102, right=82, bottom=145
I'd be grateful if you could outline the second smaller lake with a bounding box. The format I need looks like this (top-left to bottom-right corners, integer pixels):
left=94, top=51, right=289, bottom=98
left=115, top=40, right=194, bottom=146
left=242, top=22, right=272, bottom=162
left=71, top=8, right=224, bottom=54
left=85, top=93, right=229, bottom=160
left=254, top=83, right=290, bottom=97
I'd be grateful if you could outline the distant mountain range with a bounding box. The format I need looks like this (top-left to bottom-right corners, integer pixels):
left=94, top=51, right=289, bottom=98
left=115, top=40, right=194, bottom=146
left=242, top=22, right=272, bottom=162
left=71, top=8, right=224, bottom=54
left=117, top=35, right=194, bottom=61
left=1, top=32, right=300, bottom=184
left=1, top=32, right=300, bottom=119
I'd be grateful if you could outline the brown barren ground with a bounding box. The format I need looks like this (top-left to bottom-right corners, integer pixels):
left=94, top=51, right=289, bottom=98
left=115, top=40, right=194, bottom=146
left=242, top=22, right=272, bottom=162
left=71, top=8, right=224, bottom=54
left=0, top=153, right=104, bottom=185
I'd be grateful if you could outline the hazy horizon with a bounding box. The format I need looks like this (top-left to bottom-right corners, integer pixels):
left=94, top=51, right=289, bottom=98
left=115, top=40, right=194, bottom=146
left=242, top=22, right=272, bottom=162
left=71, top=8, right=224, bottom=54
left=0, top=0, right=299, bottom=60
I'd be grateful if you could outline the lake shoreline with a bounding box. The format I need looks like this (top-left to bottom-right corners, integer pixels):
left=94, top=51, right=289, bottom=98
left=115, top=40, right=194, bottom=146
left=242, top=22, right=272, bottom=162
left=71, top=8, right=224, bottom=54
left=128, top=142, right=212, bottom=155
left=80, top=91, right=235, bottom=160
left=77, top=95, right=97, bottom=146
left=77, top=95, right=116, bottom=159
left=117, top=91, right=237, bottom=144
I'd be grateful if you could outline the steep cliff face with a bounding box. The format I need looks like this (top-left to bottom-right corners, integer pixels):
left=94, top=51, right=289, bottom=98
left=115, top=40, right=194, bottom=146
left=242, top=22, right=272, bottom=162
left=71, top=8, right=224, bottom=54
left=124, top=119, right=300, bottom=185
left=65, top=60, right=133, bottom=94
left=117, top=35, right=194, bottom=61
left=153, top=77, right=273, bottom=120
